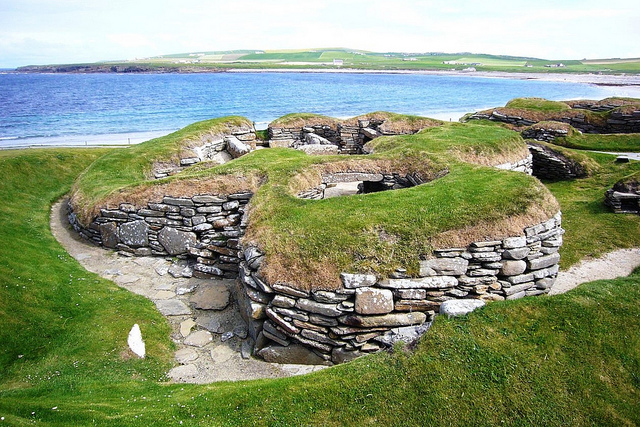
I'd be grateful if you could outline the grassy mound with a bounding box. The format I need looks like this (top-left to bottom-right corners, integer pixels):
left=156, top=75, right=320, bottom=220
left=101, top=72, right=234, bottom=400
left=505, top=97, right=571, bottom=112
left=70, top=116, right=253, bottom=218
left=554, top=132, right=640, bottom=152
left=71, top=119, right=554, bottom=290
left=1, top=147, right=639, bottom=425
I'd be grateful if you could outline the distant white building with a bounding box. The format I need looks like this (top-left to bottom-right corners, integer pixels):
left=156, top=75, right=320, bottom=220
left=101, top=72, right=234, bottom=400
left=333, top=59, right=344, bottom=66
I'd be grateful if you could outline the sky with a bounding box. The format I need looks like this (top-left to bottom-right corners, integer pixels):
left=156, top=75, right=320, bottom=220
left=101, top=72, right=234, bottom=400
left=0, top=0, right=638, bottom=68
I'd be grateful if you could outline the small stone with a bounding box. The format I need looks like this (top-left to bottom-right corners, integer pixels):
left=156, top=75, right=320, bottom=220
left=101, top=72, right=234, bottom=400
left=176, top=282, right=198, bottom=295
left=155, top=299, right=191, bottom=316
left=184, top=330, right=213, bottom=347
left=500, top=260, right=527, bottom=276
left=167, top=364, right=198, bottom=381
left=221, top=331, right=234, bottom=342
left=180, top=319, right=197, bottom=337
left=175, top=347, right=199, bottom=364
left=241, top=340, right=253, bottom=359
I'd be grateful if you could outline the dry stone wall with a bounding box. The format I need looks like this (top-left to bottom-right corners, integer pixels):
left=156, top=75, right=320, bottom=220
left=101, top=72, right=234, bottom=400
left=69, top=192, right=253, bottom=279
left=467, top=108, right=640, bottom=134
left=268, top=118, right=417, bottom=155
left=153, top=126, right=257, bottom=179
left=528, top=143, right=587, bottom=180
left=237, top=212, right=563, bottom=365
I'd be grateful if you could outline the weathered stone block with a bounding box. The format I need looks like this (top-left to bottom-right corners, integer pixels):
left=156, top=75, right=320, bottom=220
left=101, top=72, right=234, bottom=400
left=99, top=222, right=118, bottom=248
left=296, top=299, right=342, bottom=317
left=528, top=252, right=560, bottom=270
left=341, top=273, right=377, bottom=288
left=378, top=276, right=457, bottom=289
left=339, top=312, right=427, bottom=328
left=354, top=288, right=394, bottom=315
left=419, top=257, right=468, bottom=276
left=119, top=220, right=149, bottom=247
left=158, top=227, right=196, bottom=255
left=500, top=260, right=527, bottom=276
left=439, top=299, right=485, bottom=317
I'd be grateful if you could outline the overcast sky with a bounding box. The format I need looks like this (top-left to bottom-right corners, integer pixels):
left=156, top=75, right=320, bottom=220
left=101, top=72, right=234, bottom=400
left=1, top=0, right=638, bottom=68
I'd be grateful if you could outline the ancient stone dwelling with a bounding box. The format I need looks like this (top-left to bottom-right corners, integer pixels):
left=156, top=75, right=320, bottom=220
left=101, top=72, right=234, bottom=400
left=68, top=99, right=638, bottom=366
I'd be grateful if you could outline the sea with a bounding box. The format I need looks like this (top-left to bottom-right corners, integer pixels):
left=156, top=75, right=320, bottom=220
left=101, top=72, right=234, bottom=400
left=1, top=71, right=638, bottom=149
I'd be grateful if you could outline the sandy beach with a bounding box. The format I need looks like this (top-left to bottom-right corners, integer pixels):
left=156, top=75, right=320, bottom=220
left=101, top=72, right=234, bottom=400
left=228, top=68, right=640, bottom=87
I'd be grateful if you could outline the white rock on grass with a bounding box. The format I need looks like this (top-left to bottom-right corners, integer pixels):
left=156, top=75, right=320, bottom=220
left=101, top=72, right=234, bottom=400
left=127, top=324, right=146, bottom=358
left=439, top=299, right=485, bottom=318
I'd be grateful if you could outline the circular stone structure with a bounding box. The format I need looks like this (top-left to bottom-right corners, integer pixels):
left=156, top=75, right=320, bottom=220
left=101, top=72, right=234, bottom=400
left=69, top=109, right=564, bottom=365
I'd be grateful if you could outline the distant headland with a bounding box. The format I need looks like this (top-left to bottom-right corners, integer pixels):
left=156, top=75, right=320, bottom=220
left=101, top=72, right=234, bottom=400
left=14, top=48, right=640, bottom=77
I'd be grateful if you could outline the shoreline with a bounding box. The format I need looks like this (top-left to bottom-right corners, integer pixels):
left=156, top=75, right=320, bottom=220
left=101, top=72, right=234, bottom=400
left=11, top=66, right=640, bottom=87
left=225, top=68, right=640, bottom=86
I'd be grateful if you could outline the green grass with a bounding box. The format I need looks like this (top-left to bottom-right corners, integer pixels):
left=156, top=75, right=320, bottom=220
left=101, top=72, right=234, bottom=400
left=546, top=151, right=640, bottom=267
left=0, top=146, right=639, bottom=425
left=505, top=98, right=571, bottom=112
left=553, top=133, right=640, bottom=152
left=0, top=149, right=173, bottom=385
left=71, top=116, right=252, bottom=212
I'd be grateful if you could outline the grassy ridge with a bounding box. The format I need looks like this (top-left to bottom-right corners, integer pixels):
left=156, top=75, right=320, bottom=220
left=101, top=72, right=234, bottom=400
left=20, top=48, right=640, bottom=75
left=0, top=147, right=639, bottom=425
left=0, top=149, right=173, bottom=392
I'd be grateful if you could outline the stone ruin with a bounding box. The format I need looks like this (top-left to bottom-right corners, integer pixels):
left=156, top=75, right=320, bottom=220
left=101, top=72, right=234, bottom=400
left=67, top=110, right=569, bottom=366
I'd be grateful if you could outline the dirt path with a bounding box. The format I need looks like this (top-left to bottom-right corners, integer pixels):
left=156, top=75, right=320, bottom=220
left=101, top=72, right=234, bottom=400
left=51, top=199, right=326, bottom=383
left=549, top=248, right=640, bottom=295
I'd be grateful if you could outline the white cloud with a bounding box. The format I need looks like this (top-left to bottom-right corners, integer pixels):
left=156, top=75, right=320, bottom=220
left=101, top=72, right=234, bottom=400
left=0, top=0, right=638, bottom=67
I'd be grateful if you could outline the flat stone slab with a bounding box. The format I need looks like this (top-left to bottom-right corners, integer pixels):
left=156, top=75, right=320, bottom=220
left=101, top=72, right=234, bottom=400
left=191, top=283, right=230, bottom=310
left=440, top=299, right=486, bottom=318
left=184, top=330, right=213, bottom=347
left=180, top=318, right=197, bottom=337
left=155, top=299, right=191, bottom=316
left=175, top=347, right=199, bottom=364
left=210, top=345, right=235, bottom=363
left=167, top=364, right=198, bottom=382
left=153, top=290, right=175, bottom=300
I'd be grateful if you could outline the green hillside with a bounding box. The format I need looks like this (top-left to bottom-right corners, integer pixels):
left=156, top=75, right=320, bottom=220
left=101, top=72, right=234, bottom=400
left=19, top=48, right=640, bottom=74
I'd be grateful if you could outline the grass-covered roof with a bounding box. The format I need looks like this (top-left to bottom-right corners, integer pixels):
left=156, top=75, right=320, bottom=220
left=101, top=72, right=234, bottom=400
left=71, top=114, right=559, bottom=290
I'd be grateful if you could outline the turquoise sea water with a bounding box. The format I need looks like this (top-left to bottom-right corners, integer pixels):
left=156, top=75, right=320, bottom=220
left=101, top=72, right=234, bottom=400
left=0, top=71, right=636, bottom=148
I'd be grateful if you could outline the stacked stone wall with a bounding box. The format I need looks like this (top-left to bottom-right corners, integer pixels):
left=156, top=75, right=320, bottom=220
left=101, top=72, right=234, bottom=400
left=467, top=109, right=640, bottom=134
left=528, top=143, right=587, bottom=180
left=69, top=192, right=253, bottom=279
left=237, top=212, right=563, bottom=365
left=268, top=118, right=420, bottom=155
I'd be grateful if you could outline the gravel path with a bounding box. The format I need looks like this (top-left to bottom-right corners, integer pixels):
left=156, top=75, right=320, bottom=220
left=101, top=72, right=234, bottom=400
left=51, top=199, right=326, bottom=383
left=549, top=248, right=640, bottom=295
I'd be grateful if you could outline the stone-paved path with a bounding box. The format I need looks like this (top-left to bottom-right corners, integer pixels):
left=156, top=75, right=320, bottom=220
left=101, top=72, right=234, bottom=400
left=549, top=248, right=640, bottom=295
left=51, top=200, right=326, bottom=384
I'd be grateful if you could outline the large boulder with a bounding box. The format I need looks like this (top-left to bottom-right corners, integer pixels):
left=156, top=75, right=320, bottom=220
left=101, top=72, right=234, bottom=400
left=158, top=227, right=196, bottom=255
